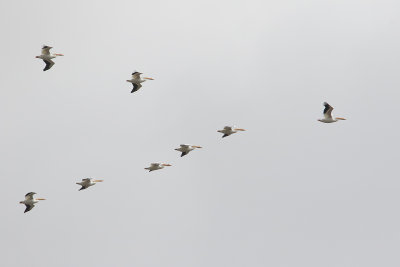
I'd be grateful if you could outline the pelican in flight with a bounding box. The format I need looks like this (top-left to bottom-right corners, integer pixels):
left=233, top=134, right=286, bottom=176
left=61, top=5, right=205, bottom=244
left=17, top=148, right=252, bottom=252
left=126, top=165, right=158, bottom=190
left=76, top=178, right=104, bottom=191
left=318, top=102, right=346, bottom=123
left=19, top=192, right=46, bottom=213
left=175, top=144, right=202, bottom=157
left=35, top=45, right=64, bottom=71
left=126, top=72, right=154, bottom=93
left=145, top=163, right=172, bottom=172
left=218, top=126, right=246, bottom=138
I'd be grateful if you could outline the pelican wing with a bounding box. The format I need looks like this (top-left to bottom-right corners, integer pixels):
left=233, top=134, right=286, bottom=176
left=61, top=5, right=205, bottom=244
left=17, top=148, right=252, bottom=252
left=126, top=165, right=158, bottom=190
left=24, top=203, right=34, bottom=213
left=323, top=102, right=333, bottom=119
left=223, top=126, right=233, bottom=131
left=151, top=163, right=160, bottom=167
left=180, top=144, right=190, bottom=148
left=131, top=83, right=142, bottom=93
left=82, top=178, right=91, bottom=182
left=41, top=46, right=51, bottom=55
left=132, top=72, right=142, bottom=79
left=181, top=151, right=189, bottom=157
left=25, top=192, right=36, bottom=201
left=43, top=59, right=55, bottom=71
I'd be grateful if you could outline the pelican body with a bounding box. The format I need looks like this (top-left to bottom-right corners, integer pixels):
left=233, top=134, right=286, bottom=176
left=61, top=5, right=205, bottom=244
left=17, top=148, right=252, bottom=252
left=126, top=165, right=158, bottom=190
left=175, top=144, right=202, bottom=157
left=145, top=163, right=172, bottom=172
left=126, top=72, right=154, bottom=93
left=318, top=102, right=346, bottom=123
left=19, top=192, right=46, bottom=213
left=76, top=178, right=103, bottom=191
left=35, top=45, right=64, bottom=71
left=217, top=126, right=246, bottom=138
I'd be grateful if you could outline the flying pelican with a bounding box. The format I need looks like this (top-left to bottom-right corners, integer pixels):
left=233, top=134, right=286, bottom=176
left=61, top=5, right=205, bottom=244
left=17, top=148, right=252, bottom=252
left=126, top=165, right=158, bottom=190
left=175, top=144, right=202, bottom=157
left=35, top=45, right=64, bottom=71
left=217, top=126, right=246, bottom=138
left=145, top=163, right=172, bottom=172
left=76, top=178, right=104, bottom=191
left=19, top=192, right=46, bottom=213
left=126, top=72, right=154, bottom=93
left=318, top=102, right=346, bottom=123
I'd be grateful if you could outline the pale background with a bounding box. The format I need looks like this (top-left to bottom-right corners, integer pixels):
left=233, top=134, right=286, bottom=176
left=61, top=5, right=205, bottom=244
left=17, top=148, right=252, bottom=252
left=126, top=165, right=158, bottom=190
left=1, top=0, right=400, bottom=266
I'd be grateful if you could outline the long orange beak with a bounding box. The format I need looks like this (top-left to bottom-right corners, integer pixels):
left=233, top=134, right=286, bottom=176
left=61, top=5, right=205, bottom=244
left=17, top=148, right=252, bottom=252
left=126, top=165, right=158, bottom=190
left=93, top=180, right=104, bottom=182
left=235, top=128, right=246, bottom=131
left=143, top=77, right=154, bottom=80
left=335, top=117, right=346, bottom=120
left=36, top=198, right=46, bottom=200
left=54, top=54, right=64, bottom=56
left=162, top=164, right=172, bottom=166
left=193, top=146, right=202, bottom=148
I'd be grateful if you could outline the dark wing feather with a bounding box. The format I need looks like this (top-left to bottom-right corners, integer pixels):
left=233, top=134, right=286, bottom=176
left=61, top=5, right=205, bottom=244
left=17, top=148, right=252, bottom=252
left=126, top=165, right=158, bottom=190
left=43, top=59, right=54, bottom=71
left=181, top=151, right=189, bottom=157
left=131, top=83, right=141, bottom=93
left=24, top=204, right=34, bottom=213
left=323, top=102, right=333, bottom=114
left=222, top=134, right=230, bottom=138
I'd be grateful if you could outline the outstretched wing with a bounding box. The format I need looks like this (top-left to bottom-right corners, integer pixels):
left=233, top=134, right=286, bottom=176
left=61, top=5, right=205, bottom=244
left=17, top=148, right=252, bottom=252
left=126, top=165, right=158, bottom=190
left=132, top=72, right=142, bottom=79
left=223, top=126, right=233, bottom=131
left=222, top=133, right=230, bottom=138
left=43, top=59, right=54, bottom=71
left=181, top=151, right=189, bottom=157
left=25, top=192, right=36, bottom=201
left=24, top=203, right=34, bottom=213
left=323, top=102, right=333, bottom=119
left=41, top=46, right=51, bottom=56
left=131, top=83, right=142, bottom=93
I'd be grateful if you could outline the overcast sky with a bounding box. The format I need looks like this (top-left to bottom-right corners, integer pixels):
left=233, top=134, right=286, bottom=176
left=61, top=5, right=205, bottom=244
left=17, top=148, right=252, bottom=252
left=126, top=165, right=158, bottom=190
left=1, top=0, right=400, bottom=266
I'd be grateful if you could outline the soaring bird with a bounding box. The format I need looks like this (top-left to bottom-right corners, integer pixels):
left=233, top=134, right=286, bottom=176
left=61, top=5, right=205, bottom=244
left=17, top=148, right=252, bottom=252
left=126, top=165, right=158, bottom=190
left=76, top=178, right=104, bottom=191
left=126, top=72, right=154, bottom=93
left=145, top=163, right=172, bottom=172
left=217, top=126, right=246, bottom=138
left=35, top=45, right=64, bottom=71
left=175, top=144, right=202, bottom=157
left=318, top=102, right=346, bottom=123
left=19, top=192, right=46, bottom=213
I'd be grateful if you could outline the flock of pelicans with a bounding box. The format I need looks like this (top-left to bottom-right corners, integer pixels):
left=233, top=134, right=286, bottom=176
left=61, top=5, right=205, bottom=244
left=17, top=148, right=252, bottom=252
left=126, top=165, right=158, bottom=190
left=19, top=45, right=347, bottom=213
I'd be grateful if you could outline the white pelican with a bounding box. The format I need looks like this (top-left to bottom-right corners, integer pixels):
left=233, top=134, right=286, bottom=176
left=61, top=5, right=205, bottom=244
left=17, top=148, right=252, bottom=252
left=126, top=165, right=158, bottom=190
left=19, top=192, right=46, bottom=213
left=318, top=102, right=346, bottom=123
left=145, top=163, right=172, bottom=172
left=175, top=144, right=202, bottom=157
left=76, top=178, right=104, bottom=191
left=217, top=126, right=246, bottom=138
left=126, top=72, right=154, bottom=93
left=35, top=45, right=64, bottom=71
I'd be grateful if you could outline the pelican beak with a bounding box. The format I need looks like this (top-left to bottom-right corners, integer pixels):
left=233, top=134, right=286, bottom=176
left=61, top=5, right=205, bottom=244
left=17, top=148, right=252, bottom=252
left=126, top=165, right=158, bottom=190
left=193, top=146, right=202, bottom=148
left=19, top=201, right=24, bottom=204
left=143, top=77, right=154, bottom=80
left=162, top=164, right=172, bottom=166
left=235, top=128, right=246, bottom=131
left=336, top=117, right=346, bottom=120
left=36, top=198, right=46, bottom=200
left=93, top=180, right=104, bottom=182
left=54, top=53, right=64, bottom=56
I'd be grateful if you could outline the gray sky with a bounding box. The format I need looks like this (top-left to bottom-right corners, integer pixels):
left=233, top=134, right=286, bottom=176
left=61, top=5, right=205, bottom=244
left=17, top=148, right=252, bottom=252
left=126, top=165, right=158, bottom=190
left=1, top=0, right=400, bottom=266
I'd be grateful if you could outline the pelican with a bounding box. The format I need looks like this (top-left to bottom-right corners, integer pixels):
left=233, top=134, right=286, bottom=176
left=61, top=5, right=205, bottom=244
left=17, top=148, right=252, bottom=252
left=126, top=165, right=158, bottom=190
left=175, top=144, right=202, bottom=157
left=218, top=126, right=246, bottom=138
left=318, top=102, right=346, bottom=123
left=145, top=163, right=172, bottom=172
left=19, top=192, right=46, bottom=213
left=35, top=45, right=64, bottom=71
left=76, top=178, right=104, bottom=191
left=126, top=72, right=154, bottom=93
